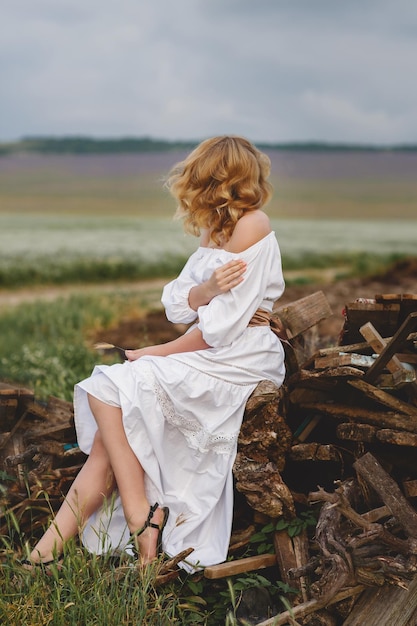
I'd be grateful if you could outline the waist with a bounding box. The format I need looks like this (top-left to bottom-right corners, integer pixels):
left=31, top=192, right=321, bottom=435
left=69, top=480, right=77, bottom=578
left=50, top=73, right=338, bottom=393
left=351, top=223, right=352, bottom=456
left=248, top=308, right=286, bottom=340
left=248, top=308, right=272, bottom=327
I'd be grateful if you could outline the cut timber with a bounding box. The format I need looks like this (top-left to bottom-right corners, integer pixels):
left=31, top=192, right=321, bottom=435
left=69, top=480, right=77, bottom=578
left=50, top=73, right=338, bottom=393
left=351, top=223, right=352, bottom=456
left=376, top=429, right=417, bottom=447
left=274, top=291, right=332, bottom=340
left=204, top=553, right=276, bottom=579
left=342, top=301, right=400, bottom=344
left=403, top=480, right=417, bottom=498
left=336, top=422, right=377, bottom=443
left=360, top=321, right=408, bottom=374
left=353, top=452, right=417, bottom=539
left=342, top=575, right=417, bottom=626
left=364, top=311, right=417, bottom=383
left=298, top=401, right=417, bottom=433
left=289, top=443, right=341, bottom=462
left=347, top=378, right=417, bottom=418
left=273, top=528, right=310, bottom=601
left=255, top=586, right=364, bottom=626
left=314, top=352, right=376, bottom=370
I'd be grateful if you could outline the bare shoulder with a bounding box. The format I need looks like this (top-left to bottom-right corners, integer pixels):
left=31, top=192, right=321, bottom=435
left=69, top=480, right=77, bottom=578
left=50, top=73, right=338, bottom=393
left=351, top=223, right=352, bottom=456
left=225, top=211, right=271, bottom=253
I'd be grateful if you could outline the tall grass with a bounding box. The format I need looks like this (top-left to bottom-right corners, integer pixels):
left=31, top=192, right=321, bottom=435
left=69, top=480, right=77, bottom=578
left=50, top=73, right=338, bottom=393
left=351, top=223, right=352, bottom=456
left=0, top=290, right=161, bottom=400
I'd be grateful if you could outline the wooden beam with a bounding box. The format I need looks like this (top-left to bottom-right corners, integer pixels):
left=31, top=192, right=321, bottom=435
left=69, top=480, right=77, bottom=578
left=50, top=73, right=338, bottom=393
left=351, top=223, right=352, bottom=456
left=274, top=291, right=332, bottom=339
left=255, top=585, right=364, bottom=626
left=353, top=452, right=417, bottom=539
left=364, top=312, right=417, bottom=383
left=360, top=321, right=408, bottom=374
left=347, top=378, right=417, bottom=418
left=204, top=553, right=277, bottom=579
left=342, top=575, right=417, bottom=626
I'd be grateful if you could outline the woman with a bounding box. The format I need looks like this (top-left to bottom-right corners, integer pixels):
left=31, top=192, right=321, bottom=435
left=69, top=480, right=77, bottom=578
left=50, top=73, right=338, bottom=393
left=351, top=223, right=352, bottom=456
left=23, top=136, right=285, bottom=572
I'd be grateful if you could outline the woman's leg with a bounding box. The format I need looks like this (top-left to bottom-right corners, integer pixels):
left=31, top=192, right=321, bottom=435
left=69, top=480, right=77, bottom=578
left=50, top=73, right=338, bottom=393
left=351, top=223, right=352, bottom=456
left=87, top=394, right=165, bottom=564
left=28, top=430, right=116, bottom=563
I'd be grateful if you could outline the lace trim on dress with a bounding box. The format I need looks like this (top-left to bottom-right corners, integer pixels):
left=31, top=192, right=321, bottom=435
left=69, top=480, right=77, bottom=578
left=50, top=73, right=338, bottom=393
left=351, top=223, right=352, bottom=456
left=141, top=361, right=239, bottom=456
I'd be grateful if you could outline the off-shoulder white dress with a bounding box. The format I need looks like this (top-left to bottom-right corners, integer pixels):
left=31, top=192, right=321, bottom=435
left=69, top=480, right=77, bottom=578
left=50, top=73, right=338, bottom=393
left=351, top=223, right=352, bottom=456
left=74, top=231, right=285, bottom=570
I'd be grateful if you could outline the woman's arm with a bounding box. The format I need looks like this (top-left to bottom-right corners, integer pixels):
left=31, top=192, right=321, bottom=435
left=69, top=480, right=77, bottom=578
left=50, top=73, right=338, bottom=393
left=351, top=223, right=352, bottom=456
left=125, top=327, right=210, bottom=361
left=188, top=258, right=246, bottom=311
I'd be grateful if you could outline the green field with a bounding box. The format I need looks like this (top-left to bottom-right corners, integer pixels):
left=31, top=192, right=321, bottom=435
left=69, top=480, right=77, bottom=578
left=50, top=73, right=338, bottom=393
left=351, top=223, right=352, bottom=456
left=0, top=150, right=416, bottom=289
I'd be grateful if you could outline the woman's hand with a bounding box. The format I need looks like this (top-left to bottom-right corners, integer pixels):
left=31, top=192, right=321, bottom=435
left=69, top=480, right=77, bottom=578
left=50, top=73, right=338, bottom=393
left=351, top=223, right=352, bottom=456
left=125, top=347, right=157, bottom=361
left=206, top=259, right=247, bottom=298
left=188, top=259, right=246, bottom=310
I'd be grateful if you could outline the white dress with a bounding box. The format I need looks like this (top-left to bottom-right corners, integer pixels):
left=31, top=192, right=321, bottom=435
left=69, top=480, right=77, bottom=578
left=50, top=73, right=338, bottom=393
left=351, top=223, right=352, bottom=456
left=74, top=231, right=285, bottom=571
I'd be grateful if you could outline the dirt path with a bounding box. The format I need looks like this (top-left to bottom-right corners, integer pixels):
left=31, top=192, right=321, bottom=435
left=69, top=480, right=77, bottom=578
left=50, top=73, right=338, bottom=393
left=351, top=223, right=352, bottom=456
left=0, top=279, right=168, bottom=307
left=0, top=268, right=349, bottom=308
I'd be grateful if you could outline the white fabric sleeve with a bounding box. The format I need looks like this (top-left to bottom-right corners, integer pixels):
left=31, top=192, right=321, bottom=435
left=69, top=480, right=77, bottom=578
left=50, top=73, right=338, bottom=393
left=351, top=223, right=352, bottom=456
left=161, top=253, right=200, bottom=324
left=197, top=237, right=284, bottom=348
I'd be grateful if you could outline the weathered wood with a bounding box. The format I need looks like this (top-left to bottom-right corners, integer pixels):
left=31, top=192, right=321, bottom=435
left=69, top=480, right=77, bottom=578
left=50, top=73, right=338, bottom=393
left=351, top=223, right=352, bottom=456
left=353, top=452, right=417, bottom=539
left=364, top=311, right=417, bottom=383
left=299, top=401, right=417, bottom=433
left=314, top=352, right=376, bottom=370
left=378, top=369, right=416, bottom=388
left=204, top=553, right=277, bottom=579
left=336, top=422, right=377, bottom=443
left=289, top=443, right=341, bottom=462
left=274, top=291, right=333, bottom=340
left=361, top=505, right=391, bottom=523
left=239, top=383, right=291, bottom=468
left=347, top=378, right=417, bottom=418
left=342, top=301, right=400, bottom=345
left=228, top=525, right=256, bottom=553
left=360, top=321, right=408, bottom=374
left=376, top=429, right=417, bottom=447
left=273, top=528, right=309, bottom=601
left=255, top=586, right=364, bottom=626
left=342, top=575, right=417, bottom=626
left=233, top=457, right=296, bottom=518
left=403, top=480, right=417, bottom=499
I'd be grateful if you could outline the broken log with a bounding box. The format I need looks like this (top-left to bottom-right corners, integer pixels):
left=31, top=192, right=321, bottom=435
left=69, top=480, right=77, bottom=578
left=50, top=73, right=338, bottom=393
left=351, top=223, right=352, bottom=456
left=353, top=452, right=417, bottom=539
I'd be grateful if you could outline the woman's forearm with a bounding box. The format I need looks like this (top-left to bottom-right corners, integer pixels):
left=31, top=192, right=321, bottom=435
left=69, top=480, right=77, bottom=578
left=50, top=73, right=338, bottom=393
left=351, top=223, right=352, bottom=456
left=125, top=327, right=210, bottom=361
left=188, top=283, right=214, bottom=311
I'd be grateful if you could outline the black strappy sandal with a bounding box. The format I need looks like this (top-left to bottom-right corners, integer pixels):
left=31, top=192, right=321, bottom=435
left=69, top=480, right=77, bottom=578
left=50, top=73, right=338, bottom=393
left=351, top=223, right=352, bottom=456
left=20, top=554, right=64, bottom=574
left=134, top=502, right=170, bottom=559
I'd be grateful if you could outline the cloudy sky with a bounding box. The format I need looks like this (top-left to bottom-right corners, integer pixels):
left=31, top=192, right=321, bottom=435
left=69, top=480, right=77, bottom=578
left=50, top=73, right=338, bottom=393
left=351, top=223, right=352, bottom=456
left=1, top=0, right=417, bottom=145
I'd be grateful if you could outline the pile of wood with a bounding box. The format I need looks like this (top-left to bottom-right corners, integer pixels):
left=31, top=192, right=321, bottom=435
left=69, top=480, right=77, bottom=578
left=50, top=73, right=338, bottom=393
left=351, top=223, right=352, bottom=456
left=1, top=291, right=417, bottom=624
left=0, top=390, right=86, bottom=539
left=208, top=292, right=417, bottom=624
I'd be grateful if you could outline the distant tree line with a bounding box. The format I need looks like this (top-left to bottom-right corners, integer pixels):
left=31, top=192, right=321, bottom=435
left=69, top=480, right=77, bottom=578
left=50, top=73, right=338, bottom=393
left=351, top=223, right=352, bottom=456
left=0, top=136, right=416, bottom=155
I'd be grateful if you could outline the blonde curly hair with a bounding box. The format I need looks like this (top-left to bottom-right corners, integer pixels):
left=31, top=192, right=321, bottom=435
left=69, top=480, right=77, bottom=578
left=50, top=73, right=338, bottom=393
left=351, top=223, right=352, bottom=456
left=165, top=136, right=273, bottom=246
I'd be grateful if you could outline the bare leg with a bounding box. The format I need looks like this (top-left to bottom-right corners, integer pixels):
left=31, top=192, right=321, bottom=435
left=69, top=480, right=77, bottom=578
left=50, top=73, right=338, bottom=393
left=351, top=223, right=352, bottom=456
left=87, top=394, right=165, bottom=564
left=28, top=431, right=115, bottom=563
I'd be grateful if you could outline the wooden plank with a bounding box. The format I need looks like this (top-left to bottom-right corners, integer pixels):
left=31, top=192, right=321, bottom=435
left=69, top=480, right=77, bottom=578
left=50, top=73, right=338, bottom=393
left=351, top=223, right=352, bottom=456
left=336, top=422, right=377, bottom=443
left=273, top=529, right=309, bottom=601
left=314, top=352, right=376, bottom=370
left=403, top=480, right=417, bottom=498
left=353, top=452, right=417, bottom=538
left=299, top=401, right=417, bottom=433
left=289, top=443, right=341, bottom=462
left=364, top=312, right=417, bottom=383
left=255, top=585, right=364, bottom=626
left=348, top=378, right=417, bottom=418
left=343, top=302, right=400, bottom=343
left=342, top=575, right=417, bottom=626
left=274, top=291, right=332, bottom=339
left=204, top=553, right=276, bottom=579
left=376, top=429, right=417, bottom=447
left=360, top=321, right=407, bottom=374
